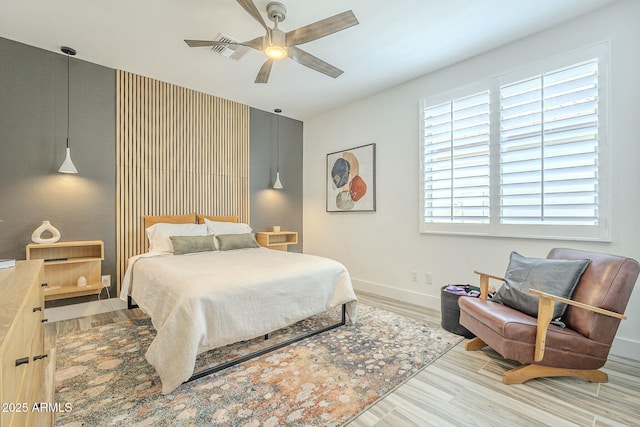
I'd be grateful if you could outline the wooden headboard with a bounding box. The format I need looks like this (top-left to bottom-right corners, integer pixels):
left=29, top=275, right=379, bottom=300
left=144, top=213, right=197, bottom=229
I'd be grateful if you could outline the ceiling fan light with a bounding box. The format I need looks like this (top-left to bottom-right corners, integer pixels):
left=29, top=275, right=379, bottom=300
left=265, top=44, right=287, bottom=59
left=264, top=25, right=287, bottom=59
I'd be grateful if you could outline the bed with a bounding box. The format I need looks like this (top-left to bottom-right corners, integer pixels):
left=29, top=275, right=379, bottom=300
left=119, top=214, right=357, bottom=394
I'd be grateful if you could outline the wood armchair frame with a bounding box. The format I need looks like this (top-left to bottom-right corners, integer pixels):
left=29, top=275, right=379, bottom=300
left=465, top=271, right=627, bottom=384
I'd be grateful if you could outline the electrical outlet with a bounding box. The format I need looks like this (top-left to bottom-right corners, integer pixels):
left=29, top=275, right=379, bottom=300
left=424, top=272, right=433, bottom=285
left=101, top=275, right=111, bottom=288
left=411, top=271, right=418, bottom=282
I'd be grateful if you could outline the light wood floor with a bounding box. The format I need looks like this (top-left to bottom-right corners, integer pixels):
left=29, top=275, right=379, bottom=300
left=351, top=293, right=640, bottom=427
left=43, top=296, right=640, bottom=427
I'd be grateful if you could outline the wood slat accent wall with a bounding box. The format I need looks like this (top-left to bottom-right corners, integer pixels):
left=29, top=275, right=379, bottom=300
left=116, top=70, right=250, bottom=294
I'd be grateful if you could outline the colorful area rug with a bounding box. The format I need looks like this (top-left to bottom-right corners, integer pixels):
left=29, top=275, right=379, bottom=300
left=54, top=304, right=461, bottom=426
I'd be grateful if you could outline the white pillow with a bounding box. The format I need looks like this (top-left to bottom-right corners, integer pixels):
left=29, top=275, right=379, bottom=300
left=146, top=223, right=208, bottom=253
left=203, top=219, right=252, bottom=236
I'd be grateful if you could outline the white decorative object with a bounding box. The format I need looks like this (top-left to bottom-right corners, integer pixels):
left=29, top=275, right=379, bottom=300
left=0, top=259, right=16, bottom=269
left=77, top=276, right=87, bottom=287
left=272, top=226, right=281, bottom=232
left=31, top=220, right=61, bottom=244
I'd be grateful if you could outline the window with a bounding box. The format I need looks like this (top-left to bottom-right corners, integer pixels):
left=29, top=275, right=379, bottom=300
left=420, top=43, right=610, bottom=241
left=422, top=91, right=490, bottom=224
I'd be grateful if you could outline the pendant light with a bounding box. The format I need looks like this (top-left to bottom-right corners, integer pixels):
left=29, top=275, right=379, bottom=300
left=273, top=108, right=283, bottom=189
left=58, top=46, right=78, bottom=174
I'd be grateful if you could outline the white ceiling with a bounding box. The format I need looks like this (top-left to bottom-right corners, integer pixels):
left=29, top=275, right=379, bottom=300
left=0, top=0, right=618, bottom=120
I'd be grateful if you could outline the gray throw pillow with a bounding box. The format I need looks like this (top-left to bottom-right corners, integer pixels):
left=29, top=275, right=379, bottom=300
left=491, top=251, right=590, bottom=320
left=170, top=235, right=217, bottom=255
left=216, top=233, right=260, bottom=251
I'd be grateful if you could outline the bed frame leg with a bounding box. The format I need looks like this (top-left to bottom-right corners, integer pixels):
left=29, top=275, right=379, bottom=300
left=187, top=304, right=347, bottom=383
left=127, top=296, right=139, bottom=309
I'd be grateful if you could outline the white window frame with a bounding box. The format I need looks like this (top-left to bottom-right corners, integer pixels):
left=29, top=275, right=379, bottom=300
left=419, top=42, right=611, bottom=241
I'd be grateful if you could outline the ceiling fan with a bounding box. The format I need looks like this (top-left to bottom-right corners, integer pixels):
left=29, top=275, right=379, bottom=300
left=185, top=0, right=359, bottom=83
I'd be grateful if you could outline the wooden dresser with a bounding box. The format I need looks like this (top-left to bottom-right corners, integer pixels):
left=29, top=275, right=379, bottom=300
left=0, top=260, right=47, bottom=427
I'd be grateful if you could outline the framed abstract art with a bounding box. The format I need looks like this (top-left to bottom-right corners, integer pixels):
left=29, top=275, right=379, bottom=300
left=326, top=143, right=376, bottom=212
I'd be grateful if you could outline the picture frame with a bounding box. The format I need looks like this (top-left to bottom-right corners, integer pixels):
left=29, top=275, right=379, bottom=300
left=326, top=143, right=376, bottom=212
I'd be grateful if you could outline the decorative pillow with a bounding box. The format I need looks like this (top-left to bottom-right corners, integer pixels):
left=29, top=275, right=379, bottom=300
left=197, top=214, right=239, bottom=224
left=203, top=218, right=252, bottom=236
left=216, top=233, right=260, bottom=251
left=169, top=235, right=217, bottom=255
left=146, top=223, right=208, bottom=253
left=491, top=251, right=590, bottom=320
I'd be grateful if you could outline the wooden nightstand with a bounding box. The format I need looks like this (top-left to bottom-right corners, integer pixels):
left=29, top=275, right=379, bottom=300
left=26, top=240, right=104, bottom=301
left=256, top=231, right=298, bottom=251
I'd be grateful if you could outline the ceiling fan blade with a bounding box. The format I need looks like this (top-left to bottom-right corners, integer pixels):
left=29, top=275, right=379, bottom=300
left=236, top=0, right=269, bottom=32
left=184, top=37, right=263, bottom=51
left=244, top=36, right=265, bottom=51
left=286, top=10, right=358, bottom=47
left=255, top=59, right=274, bottom=83
left=287, top=46, right=343, bottom=78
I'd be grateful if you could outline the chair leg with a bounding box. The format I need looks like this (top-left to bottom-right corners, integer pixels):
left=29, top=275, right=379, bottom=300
left=464, top=337, right=488, bottom=351
left=503, top=364, right=609, bottom=384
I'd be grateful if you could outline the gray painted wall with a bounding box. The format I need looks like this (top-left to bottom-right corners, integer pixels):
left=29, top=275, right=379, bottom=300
left=0, top=38, right=116, bottom=306
left=250, top=108, right=303, bottom=252
left=0, top=38, right=304, bottom=307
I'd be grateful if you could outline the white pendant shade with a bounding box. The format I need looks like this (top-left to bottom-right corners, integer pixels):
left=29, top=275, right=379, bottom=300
left=58, top=147, right=78, bottom=174
left=273, top=171, right=283, bottom=189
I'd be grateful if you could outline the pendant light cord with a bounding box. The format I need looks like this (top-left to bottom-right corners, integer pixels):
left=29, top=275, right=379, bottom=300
left=66, top=51, right=70, bottom=149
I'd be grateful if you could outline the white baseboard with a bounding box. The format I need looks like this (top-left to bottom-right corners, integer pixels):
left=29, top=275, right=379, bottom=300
left=44, top=298, right=127, bottom=323
left=611, top=336, right=640, bottom=362
left=352, top=278, right=441, bottom=312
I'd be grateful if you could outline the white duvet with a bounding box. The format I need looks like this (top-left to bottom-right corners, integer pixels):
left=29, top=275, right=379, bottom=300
left=120, top=248, right=357, bottom=394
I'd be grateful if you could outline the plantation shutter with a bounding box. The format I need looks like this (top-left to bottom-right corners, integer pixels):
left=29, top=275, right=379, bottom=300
left=422, top=91, right=491, bottom=223
left=499, top=59, right=599, bottom=225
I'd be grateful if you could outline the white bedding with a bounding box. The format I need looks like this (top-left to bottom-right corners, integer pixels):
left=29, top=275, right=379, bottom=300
left=120, top=247, right=357, bottom=394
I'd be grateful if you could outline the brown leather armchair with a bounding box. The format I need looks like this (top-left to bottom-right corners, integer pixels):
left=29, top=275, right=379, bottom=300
left=458, top=248, right=640, bottom=384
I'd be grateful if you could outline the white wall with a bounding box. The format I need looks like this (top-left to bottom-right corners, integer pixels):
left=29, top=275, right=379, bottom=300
left=303, top=0, right=640, bottom=360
